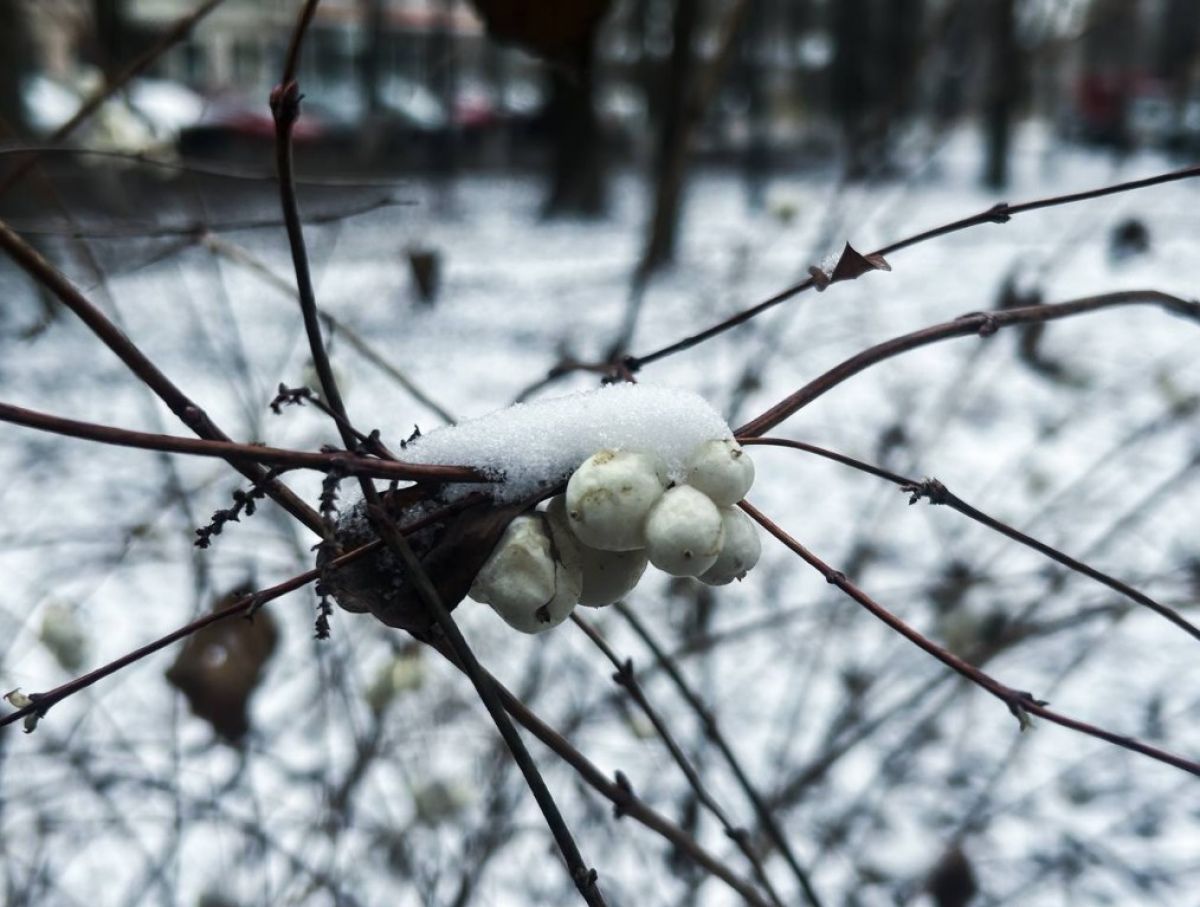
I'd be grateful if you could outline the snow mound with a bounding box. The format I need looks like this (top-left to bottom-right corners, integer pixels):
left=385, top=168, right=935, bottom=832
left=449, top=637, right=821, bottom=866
left=401, top=384, right=733, bottom=502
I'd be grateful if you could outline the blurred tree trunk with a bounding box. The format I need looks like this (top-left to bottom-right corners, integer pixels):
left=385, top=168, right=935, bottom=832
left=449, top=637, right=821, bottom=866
left=92, top=0, right=127, bottom=78
left=637, top=0, right=700, bottom=277
left=359, top=0, right=385, bottom=115
left=428, top=0, right=458, bottom=203
left=933, top=1, right=972, bottom=127
left=0, top=2, right=34, bottom=140
left=831, top=0, right=872, bottom=179
left=982, top=0, right=1016, bottom=189
left=881, top=0, right=922, bottom=130
left=542, top=41, right=607, bottom=217
left=1156, top=0, right=1200, bottom=141
left=737, top=0, right=769, bottom=209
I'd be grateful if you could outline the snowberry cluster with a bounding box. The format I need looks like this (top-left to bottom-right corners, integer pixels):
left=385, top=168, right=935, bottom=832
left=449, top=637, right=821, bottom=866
left=469, top=439, right=761, bottom=634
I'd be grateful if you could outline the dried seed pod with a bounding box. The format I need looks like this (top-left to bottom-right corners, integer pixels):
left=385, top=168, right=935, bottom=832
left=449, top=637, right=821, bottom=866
left=644, top=486, right=724, bottom=578
left=469, top=514, right=580, bottom=634
left=685, top=438, right=755, bottom=506
left=565, top=449, right=668, bottom=551
left=699, top=507, right=762, bottom=586
left=547, top=495, right=647, bottom=607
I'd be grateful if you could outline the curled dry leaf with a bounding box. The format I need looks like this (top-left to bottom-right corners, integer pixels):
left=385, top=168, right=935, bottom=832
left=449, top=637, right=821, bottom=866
left=466, top=0, right=614, bottom=65
left=165, top=584, right=278, bottom=744
left=812, top=242, right=892, bottom=291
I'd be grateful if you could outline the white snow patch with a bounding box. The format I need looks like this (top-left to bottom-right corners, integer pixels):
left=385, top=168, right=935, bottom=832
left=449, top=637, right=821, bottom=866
left=399, top=383, right=733, bottom=501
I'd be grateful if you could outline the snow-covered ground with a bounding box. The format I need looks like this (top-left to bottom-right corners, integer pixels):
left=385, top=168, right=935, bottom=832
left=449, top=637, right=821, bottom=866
left=1, top=126, right=1198, bottom=906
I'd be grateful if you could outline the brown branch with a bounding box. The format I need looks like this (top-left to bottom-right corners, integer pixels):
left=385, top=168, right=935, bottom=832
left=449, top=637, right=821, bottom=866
left=197, top=233, right=456, bottom=425
left=0, top=401, right=485, bottom=483
left=270, top=5, right=606, bottom=901
left=740, top=437, right=1200, bottom=644
left=613, top=603, right=826, bottom=907
left=449, top=651, right=777, bottom=907
left=368, top=510, right=608, bottom=906
left=736, top=290, right=1200, bottom=438
left=740, top=500, right=1200, bottom=778
left=6, top=195, right=410, bottom=239
left=571, top=613, right=790, bottom=907
left=0, top=543, right=373, bottom=730
left=628, top=163, right=1200, bottom=370
left=0, top=217, right=328, bottom=536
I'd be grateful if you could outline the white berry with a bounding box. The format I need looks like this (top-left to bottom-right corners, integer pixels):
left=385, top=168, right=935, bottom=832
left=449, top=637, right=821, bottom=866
left=469, top=514, right=580, bottom=633
left=685, top=438, right=755, bottom=506
left=699, top=507, right=762, bottom=585
left=644, top=486, right=724, bottom=577
left=565, top=449, right=668, bottom=551
left=547, top=495, right=647, bottom=606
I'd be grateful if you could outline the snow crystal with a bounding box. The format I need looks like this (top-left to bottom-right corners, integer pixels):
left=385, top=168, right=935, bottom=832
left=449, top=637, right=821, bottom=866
left=399, top=384, right=733, bottom=502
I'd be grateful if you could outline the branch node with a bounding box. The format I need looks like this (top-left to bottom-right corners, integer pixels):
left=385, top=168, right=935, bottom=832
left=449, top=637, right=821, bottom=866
left=1005, top=690, right=1048, bottom=732
left=901, top=478, right=950, bottom=506
left=269, top=79, right=303, bottom=128
left=956, top=311, right=1001, bottom=336
left=612, top=770, right=635, bottom=820
left=825, top=570, right=847, bottom=586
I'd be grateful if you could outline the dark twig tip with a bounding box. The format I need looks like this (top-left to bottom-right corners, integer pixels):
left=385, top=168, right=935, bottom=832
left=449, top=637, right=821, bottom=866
left=987, top=202, right=1013, bottom=223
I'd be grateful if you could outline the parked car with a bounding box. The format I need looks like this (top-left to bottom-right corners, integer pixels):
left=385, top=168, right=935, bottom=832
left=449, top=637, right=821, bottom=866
left=22, top=71, right=206, bottom=153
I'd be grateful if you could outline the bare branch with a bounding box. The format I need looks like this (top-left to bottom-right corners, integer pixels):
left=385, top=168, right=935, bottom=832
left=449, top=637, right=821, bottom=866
left=0, top=401, right=485, bottom=483
left=741, top=437, right=1200, bottom=644
left=0, top=216, right=328, bottom=536
left=736, top=290, right=1200, bottom=437
left=741, top=500, right=1200, bottom=778
left=629, top=164, right=1200, bottom=370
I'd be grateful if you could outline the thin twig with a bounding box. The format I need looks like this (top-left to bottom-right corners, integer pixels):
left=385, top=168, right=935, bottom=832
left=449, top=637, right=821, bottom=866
left=614, top=604, right=827, bottom=907
left=740, top=500, right=1200, bottom=778
left=447, top=650, right=776, bottom=907
left=7, top=196, right=410, bottom=239
left=736, top=290, right=1200, bottom=437
left=269, top=6, right=607, bottom=900
left=0, top=217, right=327, bottom=536
left=199, top=233, right=456, bottom=424
left=0, top=401, right=484, bottom=482
left=628, top=163, right=1200, bottom=370
left=740, top=437, right=1200, bottom=644
left=571, top=613, right=789, bottom=907
left=0, top=543, right=372, bottom=730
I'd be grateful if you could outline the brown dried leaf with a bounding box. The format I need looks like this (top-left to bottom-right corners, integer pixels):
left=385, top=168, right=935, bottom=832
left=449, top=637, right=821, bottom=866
left=829, top=242, right=891, bottom=284
left=467, top=0, right=614, bottom=65
left=927, top=846, right=978, bottom=907
left=165, top=584, right=278, bottom=743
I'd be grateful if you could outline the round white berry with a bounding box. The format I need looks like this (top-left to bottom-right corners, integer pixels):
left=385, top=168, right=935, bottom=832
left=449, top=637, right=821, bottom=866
left=685, top=438, right=755, bottom=506
left=644, top=486, right=724, bottom=577
left=565, top=449, right=668, bottom=551
left=699, top=507, right=762, bottom=585
left=469, top=514, right=580, bottom=634
left=547, top=495, right=647, bottom=607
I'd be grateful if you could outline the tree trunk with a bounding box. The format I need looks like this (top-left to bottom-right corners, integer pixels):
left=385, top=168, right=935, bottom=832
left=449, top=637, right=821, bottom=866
left=982, top=0, right=1016, bottom=190
left=638, top=0, right=700, bottom=276
left=738, top=0, right=769, bottom=209
left=0, top=2, right=34, bottom=141
left=542, top=40, right=607, bottom=217
left=830, top=0, right=872, bottom=179
left=359, top=0, right=385, bottom=116
left=428, top=0, right=458, bottom=204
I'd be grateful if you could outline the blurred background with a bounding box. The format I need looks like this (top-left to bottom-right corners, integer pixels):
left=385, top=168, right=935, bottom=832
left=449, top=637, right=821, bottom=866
left=1, top=2, right=1199, bottom=906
